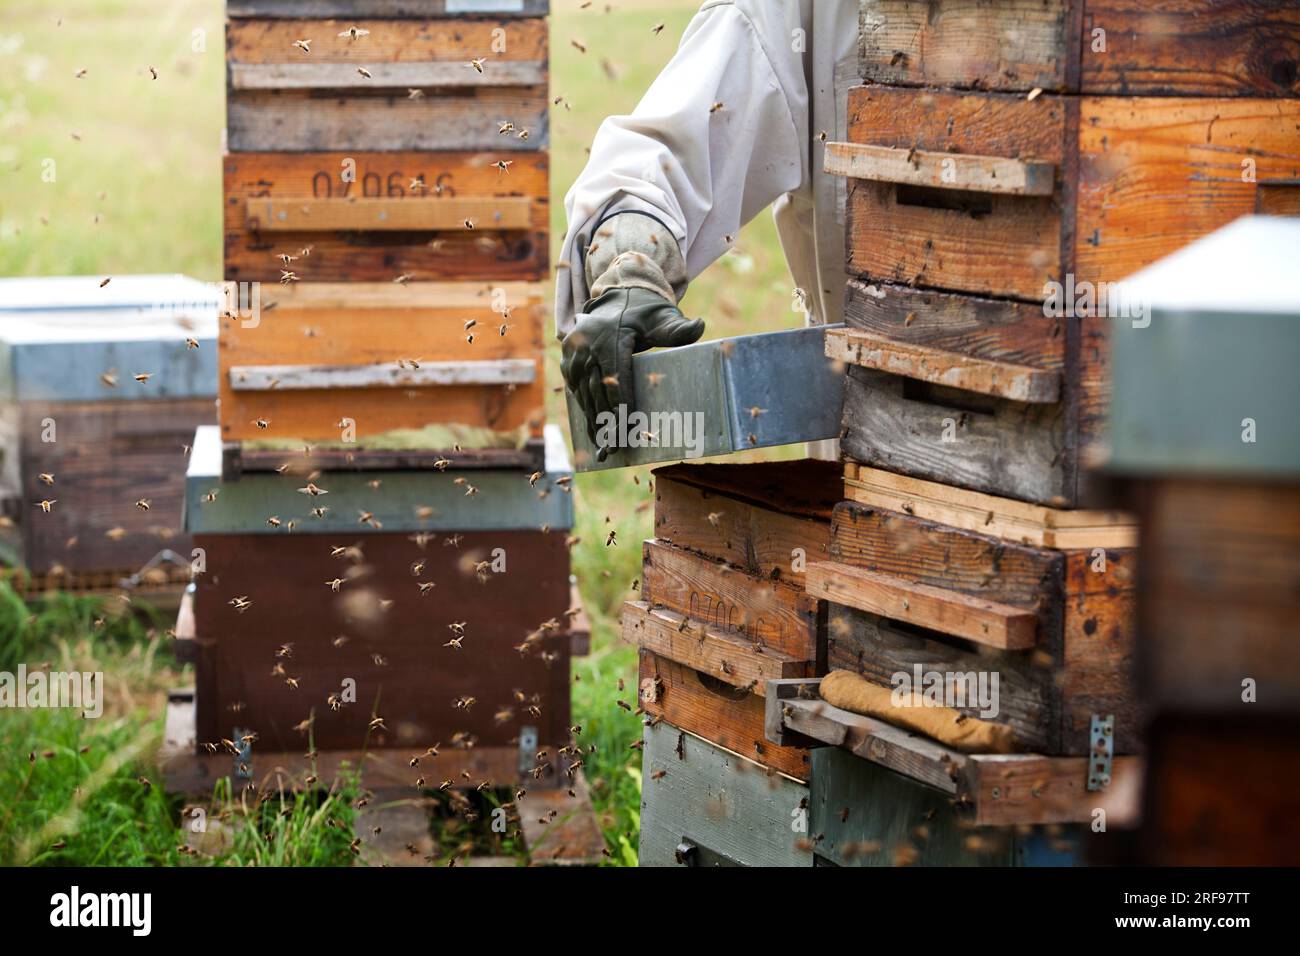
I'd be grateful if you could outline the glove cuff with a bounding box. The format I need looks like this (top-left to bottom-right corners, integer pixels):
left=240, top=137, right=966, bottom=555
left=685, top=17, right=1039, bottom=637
left=584, top=212, right=688, bottom=304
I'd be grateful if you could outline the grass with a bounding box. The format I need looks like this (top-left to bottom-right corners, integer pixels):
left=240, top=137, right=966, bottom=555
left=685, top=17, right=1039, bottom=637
left=0, top=0, right=797, bottom=865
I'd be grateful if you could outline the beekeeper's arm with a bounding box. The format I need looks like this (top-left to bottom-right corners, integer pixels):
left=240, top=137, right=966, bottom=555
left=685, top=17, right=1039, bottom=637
left=557, top=0, right=809, bottom=449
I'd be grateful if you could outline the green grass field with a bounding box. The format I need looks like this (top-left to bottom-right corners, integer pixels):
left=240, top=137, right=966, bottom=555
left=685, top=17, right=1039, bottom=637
left=0, top=0, right=796, bottom=865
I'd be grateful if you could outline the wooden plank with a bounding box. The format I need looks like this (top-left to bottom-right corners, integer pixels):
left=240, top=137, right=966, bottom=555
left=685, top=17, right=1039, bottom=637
left=826, top=326, right=1060, bottom=403
left=639, top=651, right=811, bottom=781
left=639, top=719, right=812, bottom=867
left=652, top=459, right=838, bottom=586
left=842, top=461, right=1137, bottom=549
left=223, top=152, right=548, bottom=283
left=841, top=366, right=1070, bottom=506
left=354, top=791, right=437, bottom=867
left=806, top=561, right=1039, bottom=650
left=228, top=1, right=550, bottom=15
left=858, top=0, right=1070, bottom=92
left=843, top=279, right=1065, bottom=373
left=228, top=358, right=536, bottom=391
left=245, top=196, right=534, bottom=231
left=1080, top=0, right=1300, bottom=97
left=231, top=61, right=546, bottom=90
left=640, top=538, right=821, bottom=662
left=845, top=86, right=1067, bottom=301
left=217, top=279, right=546, bottom=442
left=825, top=142, right=1056, bottom=196
left=226, top=88, right=548, bottom=152
left=620, top=600, right=811, bottom=693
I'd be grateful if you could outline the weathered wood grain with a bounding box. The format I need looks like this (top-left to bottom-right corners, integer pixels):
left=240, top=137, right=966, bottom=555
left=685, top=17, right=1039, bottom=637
left=841, top=366, right=1069, bottom=506
left=652, top=458, right=838, bottom=587
left=223, top=151, right=548, bottom=282
left=244, top=196, right=534, bottom=231
left=1080, top=0, right=1300, bottom=97
left=860, top=0, right=1300, bottom=97
left=639, top=719, right=812, bottom=867
left=859, top=0, right=1071, bottom=92
left=228, top=358, right=535, bottom=391
left=843, top=279, right=1065, bottom=371
left=826, top=326, right=1061, bottom=403
left=229, top=0, right=549, bottom=15
left=227, top=88, right=549, bottom=152
left=16, top=399, right=213, bottom=574
left=640, top=538, right=821, bottom=662
left=621, top=600, right=811, bottom=693
left=227, top=16, right=548, bottom=92
left=193, top=530, right=571, bottom=753
left=639, top=651, right=811, bottom=780
left=1074, top=96, right=1300, bottom=287
left=842, top=461, right=1137, bottom=549
left=807, top=561, right=1039, bottom=650
left=218, top=281, right=545, bottom=442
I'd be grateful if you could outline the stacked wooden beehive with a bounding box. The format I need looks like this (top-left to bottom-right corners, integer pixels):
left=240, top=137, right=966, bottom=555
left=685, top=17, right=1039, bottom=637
left=167, top=0, right=577, bottom=796
left=0, top=274, right=217, bottom=598
left=796, top=0, right=1300, bottom=864
left=634, top=2, right=1300, bottom=866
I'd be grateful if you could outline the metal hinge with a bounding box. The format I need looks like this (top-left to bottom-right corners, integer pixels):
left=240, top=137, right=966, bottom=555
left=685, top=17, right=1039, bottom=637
left=517, top=725, right=538, bottom=776
left=1087, top=714, right=1114, bottom=791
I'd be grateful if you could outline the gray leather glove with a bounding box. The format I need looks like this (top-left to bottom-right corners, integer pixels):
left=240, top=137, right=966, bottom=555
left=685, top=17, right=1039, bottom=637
left=561, top=287, right=705, bottom=459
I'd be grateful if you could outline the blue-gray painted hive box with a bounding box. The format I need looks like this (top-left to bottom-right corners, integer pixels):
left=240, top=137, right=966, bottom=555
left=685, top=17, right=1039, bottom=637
left=1106, top=217, right=1300, bottom=478
left=0, top=274, right=218, bottom=402
left=185, top=423, right=574, bottom=534
left=566, top=325, right=845, bottom=471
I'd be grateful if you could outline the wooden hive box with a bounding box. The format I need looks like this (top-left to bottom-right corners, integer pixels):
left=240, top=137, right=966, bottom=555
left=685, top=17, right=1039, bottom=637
left=858, top=0, right=1300, bottom=98
left=639, top=718, right=812, bottom=867
left=225, top=12, right=549, bottom=152
left=184, top=422, right=575, bottom=757
left=826, top=86, right=1300, bottom=506
left=218, top=280, right=546, bottom=445
left=0, top=275, right=217, bottom=575
left=809, top=465, right=1138, bottom=756
left=623, top=458, right=841, bottom=677
left=223, top=151, right=548, bottom=283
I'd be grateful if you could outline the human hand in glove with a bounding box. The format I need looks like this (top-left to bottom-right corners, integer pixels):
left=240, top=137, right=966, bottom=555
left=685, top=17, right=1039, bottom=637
left=560, top=286, right=705, bottom=460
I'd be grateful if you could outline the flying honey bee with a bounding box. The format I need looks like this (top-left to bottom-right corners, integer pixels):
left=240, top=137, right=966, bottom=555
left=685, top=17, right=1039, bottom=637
left=468, top=57, right=486, bottom=73
left=339, top=27, right=370, bottom=40
left=292, top=38, right=311, bottom=54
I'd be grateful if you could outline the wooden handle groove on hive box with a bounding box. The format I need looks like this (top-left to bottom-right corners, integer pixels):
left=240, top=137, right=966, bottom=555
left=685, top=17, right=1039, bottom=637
left=230, top=61, right=547, bottom=90
left=228, top=359, right=536, bottom=391
left=245, top=197, right=533, bottom=231
left=824, top=141, right=1056, bottom=196
left=825, top=327, right=1061, bottom=403
left=805, top=561, right=1038, bottom=650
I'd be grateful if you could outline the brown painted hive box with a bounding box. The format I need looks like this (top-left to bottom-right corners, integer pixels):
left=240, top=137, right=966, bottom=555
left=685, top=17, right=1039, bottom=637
left=224, top=15, right=549, bottom=152
left=826, top=85, right=1300, bottom=506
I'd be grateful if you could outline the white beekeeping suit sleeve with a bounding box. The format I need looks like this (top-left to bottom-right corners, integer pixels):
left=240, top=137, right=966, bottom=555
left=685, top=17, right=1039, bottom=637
left=555, top=0, right=809, bottom=339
